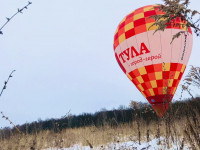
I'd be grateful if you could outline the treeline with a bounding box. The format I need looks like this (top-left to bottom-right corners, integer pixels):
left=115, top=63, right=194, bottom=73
left=1, top=97, right=200, bottom=138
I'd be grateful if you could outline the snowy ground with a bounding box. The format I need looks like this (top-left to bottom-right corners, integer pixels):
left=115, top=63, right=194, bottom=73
left=45, top=137, right=191, bottom=150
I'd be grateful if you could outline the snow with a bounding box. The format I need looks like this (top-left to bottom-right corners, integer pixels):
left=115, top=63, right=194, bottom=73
left=45, top=137, right=191, bottom=150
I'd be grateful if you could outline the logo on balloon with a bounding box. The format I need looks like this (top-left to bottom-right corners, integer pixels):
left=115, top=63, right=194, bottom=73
left=118, top=43, right=150, bottom=63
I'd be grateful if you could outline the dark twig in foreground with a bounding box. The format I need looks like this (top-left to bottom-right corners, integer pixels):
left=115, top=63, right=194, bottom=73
left=0, top=70, right=21, bottom=134
left=0, top=1, right=32, bottom=35
left=0, top=70, right=16, bottom=97
left=0, top=111, right=21, bottom=134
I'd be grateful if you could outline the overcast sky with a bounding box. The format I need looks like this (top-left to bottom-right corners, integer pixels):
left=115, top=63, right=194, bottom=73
left=0, top=0, right=199, bottom=127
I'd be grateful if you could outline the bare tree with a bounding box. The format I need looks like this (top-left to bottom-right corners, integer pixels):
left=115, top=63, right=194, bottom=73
left=150, top=0, right=200, bottom=42
left=185, top=66, right=200, bottom=88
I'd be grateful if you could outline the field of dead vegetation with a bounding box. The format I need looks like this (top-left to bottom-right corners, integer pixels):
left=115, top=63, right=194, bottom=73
left=0, top=102, right=200, bottom=150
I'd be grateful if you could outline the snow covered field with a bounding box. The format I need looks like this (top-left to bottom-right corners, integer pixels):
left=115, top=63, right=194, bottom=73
left=45, top=137, right=191, bottom=150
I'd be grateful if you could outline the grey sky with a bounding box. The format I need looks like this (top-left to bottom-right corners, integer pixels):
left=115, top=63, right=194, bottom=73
left=0, top=0, right=199, bottom=127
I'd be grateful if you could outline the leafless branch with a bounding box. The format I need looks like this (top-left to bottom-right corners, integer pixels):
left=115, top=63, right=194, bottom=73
left=0, top=1, right=32, bottom=35
left=0, top=70, right=16, bottom=97
left=149, top=0, right=200, bottom=42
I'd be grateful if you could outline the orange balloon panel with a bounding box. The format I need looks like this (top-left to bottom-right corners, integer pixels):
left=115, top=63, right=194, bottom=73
left=113, top=5, right=193, bottom=117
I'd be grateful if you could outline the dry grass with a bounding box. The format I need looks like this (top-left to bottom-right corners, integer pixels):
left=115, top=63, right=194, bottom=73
left=0, top=115, right=199, bottom=150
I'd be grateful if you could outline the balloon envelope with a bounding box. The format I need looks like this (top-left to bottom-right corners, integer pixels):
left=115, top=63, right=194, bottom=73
left=113, top=5, right=193, bottom=117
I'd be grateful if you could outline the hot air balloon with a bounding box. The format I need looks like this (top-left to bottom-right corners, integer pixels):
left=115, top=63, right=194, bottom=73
left=113, top=5, right=193, bottom=117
